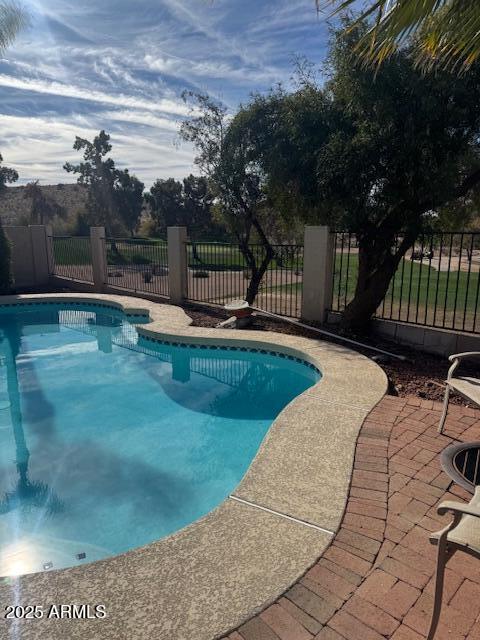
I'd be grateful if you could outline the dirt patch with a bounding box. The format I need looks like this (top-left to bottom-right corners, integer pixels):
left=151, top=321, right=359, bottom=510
left=182, top=301, right=478, bottom=407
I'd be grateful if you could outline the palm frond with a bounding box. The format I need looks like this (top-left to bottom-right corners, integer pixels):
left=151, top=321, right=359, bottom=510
left=0, top=1, right=28, bottom=54
left=322, top=1, right=480, bottom=72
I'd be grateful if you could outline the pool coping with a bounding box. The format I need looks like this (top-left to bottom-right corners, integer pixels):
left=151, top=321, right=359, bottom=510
left=0, top=293, right=388, bottom=640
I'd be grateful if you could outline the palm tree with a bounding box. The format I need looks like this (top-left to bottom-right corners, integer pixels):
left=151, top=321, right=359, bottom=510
left=0, top=2, right=27, bottom=294
left=323, top=1, right=480, bottom=72
left=0, top=322, right=63, bottom=518
left=0, top=1, right=27, bottom=54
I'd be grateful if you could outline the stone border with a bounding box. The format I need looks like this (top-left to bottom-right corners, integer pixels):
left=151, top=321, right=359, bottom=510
left=224, top=396, right=397, bottom=640
left=0, top=293, right=387, bottom=640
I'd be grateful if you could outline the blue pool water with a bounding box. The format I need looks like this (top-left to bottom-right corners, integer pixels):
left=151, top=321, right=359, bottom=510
left=0, top=303, right=319, bottom=577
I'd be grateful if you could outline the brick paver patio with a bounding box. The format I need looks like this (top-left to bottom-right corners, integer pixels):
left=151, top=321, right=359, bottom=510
left=223, top=395, right=480, bottom=640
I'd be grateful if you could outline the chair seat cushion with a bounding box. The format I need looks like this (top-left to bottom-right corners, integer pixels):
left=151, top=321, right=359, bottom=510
left=449, top=377, right=480, bottom=406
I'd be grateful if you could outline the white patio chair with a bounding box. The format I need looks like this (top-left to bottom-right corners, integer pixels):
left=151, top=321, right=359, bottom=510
left=427, top=442, right=480, bottom=639
left=438, top=352, right=480, bottom=434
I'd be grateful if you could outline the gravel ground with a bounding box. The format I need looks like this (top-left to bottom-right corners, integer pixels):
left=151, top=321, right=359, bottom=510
left=182, top=302, right=478, bottom=407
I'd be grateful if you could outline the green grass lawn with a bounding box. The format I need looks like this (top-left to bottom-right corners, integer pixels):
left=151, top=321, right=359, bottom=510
left=331, top=254, right=479, bottom=317
left=53, top=237, right=304, bottom=269
left=53, top=237, right=92, bottom=265
left=106, top=239, right=168, bottom=266
left=53, top=237, right=168, bottom=266
left=187, top=243, right=303, bottom=271
left=269, top=254, right=479, bottom=329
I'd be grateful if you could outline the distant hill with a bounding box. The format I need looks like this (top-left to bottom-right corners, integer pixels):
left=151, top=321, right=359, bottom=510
left=0, top=183, right=88, bottom=232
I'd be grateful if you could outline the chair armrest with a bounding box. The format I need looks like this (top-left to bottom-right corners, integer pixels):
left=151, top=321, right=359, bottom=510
left=448, top=352, right=480, bottom=362
left=445, top=351, right=480, bottom=379
left=437, top=500, right=480, bottom=518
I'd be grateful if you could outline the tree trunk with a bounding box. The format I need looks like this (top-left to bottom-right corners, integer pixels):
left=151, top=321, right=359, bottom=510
left=245, top=267, right=262, bottom=304
left=245, top=244, right=274, bottom=304
left=234, top=216, right=274, bottom=305
left=191, top=241, right=203, bottom=264
left=340, top=236, right=414, bottom=333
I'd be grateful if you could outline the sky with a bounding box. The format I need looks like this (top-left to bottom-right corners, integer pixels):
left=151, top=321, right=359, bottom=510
left=0, top=0, right=331, bottom=187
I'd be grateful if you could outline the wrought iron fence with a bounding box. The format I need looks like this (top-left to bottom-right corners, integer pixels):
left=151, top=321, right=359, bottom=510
left=186, top=242, right=304, bottom=318
left=331, top=231, right=480, bottom=333
left=106, top=237, right=169, bottom=297
left=52, top=236, right=93, bottom=283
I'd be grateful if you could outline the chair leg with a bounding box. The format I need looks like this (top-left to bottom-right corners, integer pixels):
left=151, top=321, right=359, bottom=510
left=427, top=536, right=448, bottom=640
left=438, top=385, right=450, bottom=434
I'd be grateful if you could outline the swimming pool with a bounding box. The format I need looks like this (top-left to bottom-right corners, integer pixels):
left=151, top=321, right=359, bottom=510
left=0, top=302, right=320, bottom=577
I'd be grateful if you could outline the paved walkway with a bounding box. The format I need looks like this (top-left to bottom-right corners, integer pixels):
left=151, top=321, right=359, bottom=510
left=223, top=396, right=480, bottom=640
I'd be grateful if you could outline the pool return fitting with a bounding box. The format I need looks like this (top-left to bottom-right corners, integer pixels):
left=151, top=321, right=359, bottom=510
left=216, top=300, right=406, bottom=362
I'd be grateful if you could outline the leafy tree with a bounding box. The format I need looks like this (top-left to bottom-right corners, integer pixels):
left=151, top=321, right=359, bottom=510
left=68, top=210, right=91, bottom=236
left=183, top=175, right=215, bottom=239
left=146, top=178, right=184, bottom=232
left=0, top=153, right=18, bottom=189
left=180, top=92, right=274, bottom=304
left=0, top=153, right=18, bottom=294
left=23, top=180, right=66, bottom=225
left=324, top=0, right=480, bottom=72
left=115, top=169, right=145, bottom=236
left=64, top=130, right=144, bottom=240
left=183, top=176, right=209, bottom=261
left=146, top=175, right=224, bottom=260
left=64, top=131, right=119, bottom=236
left=435, top=195, right=480, bottom=232
left=234, top=22, right=480, bottom=331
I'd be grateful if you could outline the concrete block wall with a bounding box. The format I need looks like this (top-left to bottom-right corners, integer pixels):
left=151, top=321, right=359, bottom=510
left=4, top=226, right=33, bottom=288
left=327, top=311, right=479, bottom=357
left=4, top=226, right=49, bottom=289
left=374, top=317, right=480, bottom=357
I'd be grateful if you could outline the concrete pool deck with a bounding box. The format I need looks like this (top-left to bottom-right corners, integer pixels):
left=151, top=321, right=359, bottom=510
left=0, top=293, right=387, bottom=640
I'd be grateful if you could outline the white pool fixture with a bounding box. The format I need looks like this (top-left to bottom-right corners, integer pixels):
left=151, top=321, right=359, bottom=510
left=224, top=299, right=252, bottom=317
left=217, top=300, right=253, bottom=329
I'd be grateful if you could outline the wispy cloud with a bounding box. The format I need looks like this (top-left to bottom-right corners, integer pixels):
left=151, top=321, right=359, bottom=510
left=0, top=111, right=193, bottom=185
left=0, top=0, right=328, bottom=186
left=143, top=54, right=278, bottom=85
left=0, top=75, right=189, bottom=116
